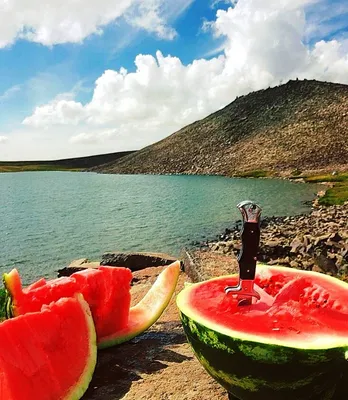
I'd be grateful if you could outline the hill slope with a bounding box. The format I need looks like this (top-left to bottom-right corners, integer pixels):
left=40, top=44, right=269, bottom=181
left=91, top=79, right=348, bottom=176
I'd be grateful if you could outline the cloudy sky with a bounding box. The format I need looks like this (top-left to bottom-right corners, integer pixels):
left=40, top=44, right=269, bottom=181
left=0, top=0, right=347, bottom=160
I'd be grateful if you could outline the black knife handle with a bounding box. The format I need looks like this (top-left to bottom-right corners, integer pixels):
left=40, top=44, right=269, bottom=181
left=238, top=222, right=260, bottom=280
left=237, top=201, right=262, bottom=280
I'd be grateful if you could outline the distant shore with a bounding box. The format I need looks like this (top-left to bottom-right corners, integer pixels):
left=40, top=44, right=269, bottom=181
left=0, top=150, right=135, bottom=173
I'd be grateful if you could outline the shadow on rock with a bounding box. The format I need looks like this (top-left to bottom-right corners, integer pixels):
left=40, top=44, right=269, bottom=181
left=82, top=322, right=190, bottom=400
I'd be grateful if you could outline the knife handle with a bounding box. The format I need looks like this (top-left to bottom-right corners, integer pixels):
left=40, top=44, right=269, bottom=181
left=237, top=201, right=262, bottom=280
left=238, top=222, right=260, bottom=280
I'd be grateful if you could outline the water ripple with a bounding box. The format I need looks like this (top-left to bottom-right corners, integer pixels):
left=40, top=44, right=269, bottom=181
left=0, top=172, right=319, bottom=284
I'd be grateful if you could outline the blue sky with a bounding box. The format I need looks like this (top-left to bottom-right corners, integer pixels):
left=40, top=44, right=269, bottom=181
left=0, top=0, right=347, bottom=160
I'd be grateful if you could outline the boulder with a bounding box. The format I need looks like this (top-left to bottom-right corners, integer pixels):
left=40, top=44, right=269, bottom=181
left=57, top=252, right=179, bottom=277
left=57, top=259, right=101, bottom=277
left=101, top=251, right=179, bottom=271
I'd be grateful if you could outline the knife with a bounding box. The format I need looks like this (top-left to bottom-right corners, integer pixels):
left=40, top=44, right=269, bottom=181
left=225, top=200, right=262, bottom=306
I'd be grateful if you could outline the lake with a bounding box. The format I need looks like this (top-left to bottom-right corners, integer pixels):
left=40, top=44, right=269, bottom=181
left=0, top=172, right=319, bottom=283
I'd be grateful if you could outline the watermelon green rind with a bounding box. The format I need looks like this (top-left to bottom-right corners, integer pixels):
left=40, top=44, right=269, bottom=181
left=177, top=263, right=348, bottom=350
left=0, top=288, right=9, bottom=321
left=2, top=269, right=22, bottom=319
left=65, top=293, right=97, bottom=400
left=179, top=312, right=346, bottom=400
left=176, top=263, right=348, bottom=399
left=98, top=260, right=180, bottom=349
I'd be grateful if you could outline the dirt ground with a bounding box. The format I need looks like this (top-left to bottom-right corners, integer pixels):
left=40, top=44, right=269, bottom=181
left=82, top=264, right=230, bottom=400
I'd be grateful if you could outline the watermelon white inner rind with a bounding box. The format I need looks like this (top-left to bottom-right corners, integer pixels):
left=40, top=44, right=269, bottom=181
left=177, top=264, right=348, bottom=350
left=65, top=293, right=97, bottom=400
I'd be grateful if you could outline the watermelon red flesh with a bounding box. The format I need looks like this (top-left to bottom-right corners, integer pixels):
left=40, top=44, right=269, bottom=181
left=0, top=295, right=96, bottom=400
left=4, top=261, right=181, bottom=349
left=185, top=265, right=348, bottom=347
left=71, top=267, right=132, bottom=339
left=5, top=266, right=132, bottom=340
left=98, top=260, right=181, bottom=349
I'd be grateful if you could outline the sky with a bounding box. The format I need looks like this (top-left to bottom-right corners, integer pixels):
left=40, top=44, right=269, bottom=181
left=0, top=0, right=347, bottom=161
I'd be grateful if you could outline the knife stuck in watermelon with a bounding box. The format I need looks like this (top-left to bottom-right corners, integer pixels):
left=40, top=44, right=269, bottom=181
left=177, top=201, right=348, bottom=400
left=1, top=260, right=180, bottom=348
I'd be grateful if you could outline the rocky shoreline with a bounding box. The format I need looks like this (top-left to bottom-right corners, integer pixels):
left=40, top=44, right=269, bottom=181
left=196, top=202, right=348, bottom=279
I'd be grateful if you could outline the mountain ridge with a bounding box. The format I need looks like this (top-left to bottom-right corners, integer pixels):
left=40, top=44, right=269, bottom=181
left=90, top=79, right=348, bottom=177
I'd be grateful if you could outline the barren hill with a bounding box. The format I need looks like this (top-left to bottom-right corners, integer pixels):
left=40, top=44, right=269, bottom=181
left=92, top=79, right=348, bottom=176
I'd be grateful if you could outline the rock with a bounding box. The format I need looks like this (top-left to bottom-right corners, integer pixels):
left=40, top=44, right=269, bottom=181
left=314, top=234, right=331, bottom=246
left=58, top=252, right=180, bottom=277
left=312, top=265, right=324, bottom=273
left=330, top=232, right=342, bottom=242
left=182, top=249, right=239, bottom=282
left=264, top=239, right=282, bottom=247
left=313, top=253, right=338, bottom=275
left=290, top=261, right=299, bottom=268
left=302, top=260, right=314, bottom=269
left=101, top=252, right=179, bottom=271
left=69, top=258, right=90, bottom=267
left=290, top=237, right=303, bottom=253
left=306, top=244, right=313, bottom=253
left=57, top=259, right=101, bottom=277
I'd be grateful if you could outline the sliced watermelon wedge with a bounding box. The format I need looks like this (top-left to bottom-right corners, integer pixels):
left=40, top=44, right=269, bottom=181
left=0, top=294, right=97, bottom=400
left=2, top=266, right=132, bottom=341
left=98, top=259, right=181, bottom=349
left=2, top=261, right=180, bottom=349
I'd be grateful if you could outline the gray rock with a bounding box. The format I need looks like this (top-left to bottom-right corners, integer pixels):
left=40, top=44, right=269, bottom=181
left=101, top=251, right=179, bottom=271
left=314, top=253, right=338, bottom=275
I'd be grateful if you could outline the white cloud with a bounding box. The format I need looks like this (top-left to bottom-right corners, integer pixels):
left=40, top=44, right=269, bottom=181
left=69, top=129, right=115, bottom=144
left=0, top=0, right=190, bottom=47
left=23, top=99, right=86, bottom=127
left=125, top=0, right=176, bottom=40
left=18, top=0, right=348, bottom=159
left=0, top=136, right=9, bottom=144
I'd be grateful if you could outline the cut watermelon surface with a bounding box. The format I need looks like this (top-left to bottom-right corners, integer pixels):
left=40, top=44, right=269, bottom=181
left=177, top=263, right=348, bottom=400
left=0, top=295, right=97, bottom=400
left=2, top=261, right=181, bottom=348
left=98, top=259, right=181, bottom=349
left=3, top=266, right=132, bottom=341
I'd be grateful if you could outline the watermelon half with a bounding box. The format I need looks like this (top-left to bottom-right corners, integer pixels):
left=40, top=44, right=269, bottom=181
left=2, top=261, right=180, bottom=348
left=0, top=294, right=97, bottom=400
left=176, top=263, right=348, bottom=400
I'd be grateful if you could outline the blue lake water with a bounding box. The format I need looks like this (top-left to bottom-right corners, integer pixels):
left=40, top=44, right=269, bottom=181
left=0, top=172, right=319, bottom=284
